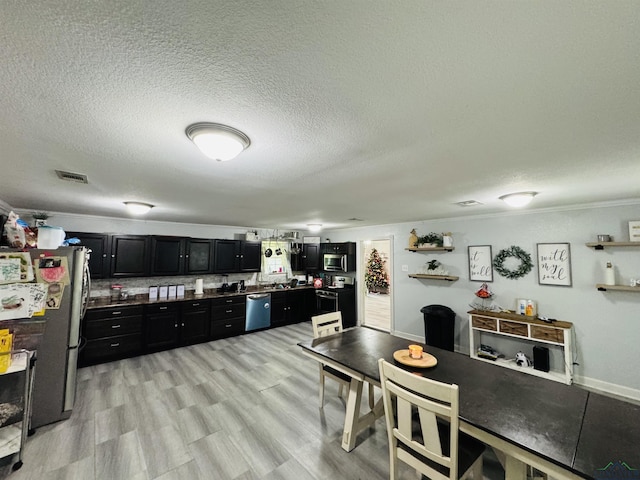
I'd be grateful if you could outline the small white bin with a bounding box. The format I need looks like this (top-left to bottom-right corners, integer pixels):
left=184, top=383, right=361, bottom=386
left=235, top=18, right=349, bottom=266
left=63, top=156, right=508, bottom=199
left=37, top=226, right=66, bottom=249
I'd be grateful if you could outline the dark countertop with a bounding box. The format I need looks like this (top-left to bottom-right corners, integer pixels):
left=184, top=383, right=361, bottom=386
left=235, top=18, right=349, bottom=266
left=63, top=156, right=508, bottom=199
left=87, top=285, right=317, bottom=309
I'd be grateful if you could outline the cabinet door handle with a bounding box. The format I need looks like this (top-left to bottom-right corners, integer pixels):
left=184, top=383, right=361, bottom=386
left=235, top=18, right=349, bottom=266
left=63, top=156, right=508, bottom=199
left=192, top=303, right=199, bottom=307
left=110, top=343, right=120, bottom=347
left=226, top=309, right=232, bottom=313
left=174, top=323, right=179, bottom=328
left=111, top=311, right=122, bottom=316
left=102, top=253, right=107, bottom=258
left=181, top=323, right=185, bottom=327
left=225, top=324, right=232, bottom=328
left=160, top=306, right=168, bottom=310
left=111, top=324, right=121, bottom=329
left=226, top=299, right=233, bottom=303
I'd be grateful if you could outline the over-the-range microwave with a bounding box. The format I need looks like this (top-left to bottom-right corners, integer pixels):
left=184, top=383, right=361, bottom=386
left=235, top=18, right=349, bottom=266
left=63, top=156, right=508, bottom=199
left=324, top=253, right=349, bottom=272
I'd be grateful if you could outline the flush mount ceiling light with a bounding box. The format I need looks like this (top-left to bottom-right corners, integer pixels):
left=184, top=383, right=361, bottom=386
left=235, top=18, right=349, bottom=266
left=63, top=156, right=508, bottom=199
left=307, top=224, right=323, bottom=233
left=124, top=202, right=153, bottom=215
left=499, top=192, right=538, bottom=208
left=186, top=122, right=250, bottom=161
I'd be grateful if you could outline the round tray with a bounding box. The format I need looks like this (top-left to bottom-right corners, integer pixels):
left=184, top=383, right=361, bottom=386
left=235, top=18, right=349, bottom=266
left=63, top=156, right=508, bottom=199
left=393, top=349, right=437, bottom=368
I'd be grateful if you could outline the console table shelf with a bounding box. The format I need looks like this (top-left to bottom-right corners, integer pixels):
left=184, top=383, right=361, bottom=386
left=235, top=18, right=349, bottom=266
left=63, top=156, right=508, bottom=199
left=408, top=274, right=459, bottom=282
left=467, top=310, right=573, bottom=385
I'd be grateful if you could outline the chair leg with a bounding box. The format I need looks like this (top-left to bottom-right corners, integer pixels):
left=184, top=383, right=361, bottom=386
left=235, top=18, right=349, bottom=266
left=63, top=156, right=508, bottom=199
left=368, top=382, right=375, bottom=410
left=338, top=383, right=344, bottom=399
left=470, top=456, right=483, bottom=479
left=318, top=366, right=326, bottom=408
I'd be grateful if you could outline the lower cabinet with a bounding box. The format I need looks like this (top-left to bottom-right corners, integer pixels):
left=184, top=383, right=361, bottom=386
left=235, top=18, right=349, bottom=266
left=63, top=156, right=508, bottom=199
left=210, top=296, right=246, bottom=339
left=145, top=303, right=180, bottom=351
left=181, top=299, right=210, bottom=344
left=271, top=289, right=310, bottom=327
left=80, top=305, right=144, bottom=366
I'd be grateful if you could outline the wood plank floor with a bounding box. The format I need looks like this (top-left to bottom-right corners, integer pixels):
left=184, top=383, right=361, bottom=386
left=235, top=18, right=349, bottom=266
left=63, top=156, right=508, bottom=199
left=1, top=323, right=504, bottom=480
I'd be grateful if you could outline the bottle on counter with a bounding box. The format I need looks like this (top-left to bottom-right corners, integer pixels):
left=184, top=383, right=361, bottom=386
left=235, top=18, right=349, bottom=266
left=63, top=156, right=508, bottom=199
left=604, top=262, right=616, bottom=286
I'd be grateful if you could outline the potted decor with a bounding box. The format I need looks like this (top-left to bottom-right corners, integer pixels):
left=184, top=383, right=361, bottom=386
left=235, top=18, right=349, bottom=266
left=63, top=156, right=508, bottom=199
left=416, top=232, right=443, bottom=248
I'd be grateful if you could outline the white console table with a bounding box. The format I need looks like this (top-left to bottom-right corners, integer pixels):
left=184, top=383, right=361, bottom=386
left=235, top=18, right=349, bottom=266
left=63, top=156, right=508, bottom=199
left=468, top=310, right=573, bottom=385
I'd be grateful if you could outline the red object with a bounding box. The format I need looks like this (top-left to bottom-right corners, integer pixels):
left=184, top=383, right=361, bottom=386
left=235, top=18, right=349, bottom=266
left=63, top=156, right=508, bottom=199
left=313, top=278, right=323, bottom=288
left=475, top=283, right=492, bottom=298
left=39, top=266, right=65, bottom=283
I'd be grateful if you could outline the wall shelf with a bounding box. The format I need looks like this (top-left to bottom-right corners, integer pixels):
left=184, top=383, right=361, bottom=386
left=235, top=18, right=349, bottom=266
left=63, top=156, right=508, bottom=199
left=408, top=274, right=459, bottom=282
left=596, top=284, right=640, bottom=292
left=586, top=241, right=640, bottom=250
left=406, top=246, right=454, bottom=252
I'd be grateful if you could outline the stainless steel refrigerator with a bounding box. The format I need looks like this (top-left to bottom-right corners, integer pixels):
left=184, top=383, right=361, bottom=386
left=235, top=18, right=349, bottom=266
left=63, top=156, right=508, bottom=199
left=23, top=246, right=90, bottom=428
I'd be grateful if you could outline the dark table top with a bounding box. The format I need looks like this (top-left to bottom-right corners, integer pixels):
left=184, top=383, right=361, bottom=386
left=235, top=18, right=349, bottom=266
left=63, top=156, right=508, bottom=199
left=298, top=327, right=638, bottom=479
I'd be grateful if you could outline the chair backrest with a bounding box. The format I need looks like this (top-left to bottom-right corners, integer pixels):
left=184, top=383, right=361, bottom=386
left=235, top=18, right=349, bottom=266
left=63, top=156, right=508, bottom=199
left=378, top=358, right=460, bottom=480
left=311, top=311, right=343, bottom=339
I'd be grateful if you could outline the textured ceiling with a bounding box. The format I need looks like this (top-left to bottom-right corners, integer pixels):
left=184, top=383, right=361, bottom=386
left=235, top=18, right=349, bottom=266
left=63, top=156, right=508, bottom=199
left=1, top=1, right=639, bottom=230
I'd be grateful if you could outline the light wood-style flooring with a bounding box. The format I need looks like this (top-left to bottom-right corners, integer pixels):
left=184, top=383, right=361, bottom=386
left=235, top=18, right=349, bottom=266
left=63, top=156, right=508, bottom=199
left=1, top=323, right=503, bottom=480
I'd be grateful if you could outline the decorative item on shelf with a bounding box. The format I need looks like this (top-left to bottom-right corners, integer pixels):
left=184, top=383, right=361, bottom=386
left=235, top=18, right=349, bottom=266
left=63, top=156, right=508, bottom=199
left=629, top=221, right=640, bottom=242
left=365, top=248, right=389, bottom=294
left=597, top=234, right=612, bottom=242
left=442, top=232, right=453, bottom=247
left=31, top=212, right=49, bottom=227
left=469, top=282, right=495, bottom=311
left=493, top=246, right=533, bottom=279
left=604, top=262, right=615, bottom=286
left=409, top=229, right=418, bottom=248
left=420, top=259, right=449, bottom=276
left=416, top=232, right=443, bottom=248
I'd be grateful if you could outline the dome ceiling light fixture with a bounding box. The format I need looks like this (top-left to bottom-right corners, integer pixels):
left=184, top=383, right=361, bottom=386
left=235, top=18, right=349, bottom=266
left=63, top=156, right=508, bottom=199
left=124, top=201, right=154, bottom=215
left=307, top=224, right=323, bottom=233
left=499, top=192, right=538, bottom=208
left=186, top=122, right=251, bottom=162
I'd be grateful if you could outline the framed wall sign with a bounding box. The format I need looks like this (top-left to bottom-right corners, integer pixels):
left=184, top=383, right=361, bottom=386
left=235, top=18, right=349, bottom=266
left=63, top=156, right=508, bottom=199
left=537, top=243, right=572, bottom=286
left=468, top=245, right=493, bottom=282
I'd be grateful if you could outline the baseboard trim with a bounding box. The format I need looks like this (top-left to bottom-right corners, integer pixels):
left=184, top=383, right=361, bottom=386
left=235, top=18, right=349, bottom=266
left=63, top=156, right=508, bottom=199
left=573, top=375, right=640, bottom=403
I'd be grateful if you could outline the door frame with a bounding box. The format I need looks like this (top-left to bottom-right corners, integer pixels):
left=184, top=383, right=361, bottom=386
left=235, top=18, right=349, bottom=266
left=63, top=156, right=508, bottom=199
left=358, top=236, right=394, bottom=333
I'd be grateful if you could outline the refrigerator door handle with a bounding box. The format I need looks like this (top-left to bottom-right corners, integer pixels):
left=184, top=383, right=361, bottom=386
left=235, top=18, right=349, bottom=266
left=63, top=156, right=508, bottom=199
left=63, top=346, right=79, bottom=412
left=68, top=248, right=87, bottom=348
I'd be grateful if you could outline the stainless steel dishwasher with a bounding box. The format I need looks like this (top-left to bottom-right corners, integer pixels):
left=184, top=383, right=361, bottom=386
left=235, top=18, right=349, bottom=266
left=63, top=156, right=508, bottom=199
left=245, top=293, right=271, bottom=331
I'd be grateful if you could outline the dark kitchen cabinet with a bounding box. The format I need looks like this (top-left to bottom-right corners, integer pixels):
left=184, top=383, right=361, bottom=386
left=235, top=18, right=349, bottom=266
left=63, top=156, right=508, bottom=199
left=271, top=289, right=307, bottom=327
left=145, top=303, right=180, bottom=351
left=110, top=235, right=150, bottom=277
left=150, top=236, right=185, bottom=276
left=210, top=295, right=246, bottom=339
left=186, top=238, right=213, bottom=274
left=80, top=305, right=143, bottom=366
left=67, top=232, right=111, bottom=279
left=322, top=242, right=356, bottom=255
left=180, top=299, right=210, bottom=345
left=302, top=243, right=321, bottom=271
left=213, top=240, right=261, bottom=273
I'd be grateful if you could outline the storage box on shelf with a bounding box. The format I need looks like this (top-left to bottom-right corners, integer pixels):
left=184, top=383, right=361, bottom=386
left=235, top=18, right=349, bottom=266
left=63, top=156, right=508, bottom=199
left=468, top=310, right=574, bottom=384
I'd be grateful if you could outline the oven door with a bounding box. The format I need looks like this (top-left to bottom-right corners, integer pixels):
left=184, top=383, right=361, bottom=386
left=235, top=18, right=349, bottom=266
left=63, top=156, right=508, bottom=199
left=316, top=290, right=338, bottom=314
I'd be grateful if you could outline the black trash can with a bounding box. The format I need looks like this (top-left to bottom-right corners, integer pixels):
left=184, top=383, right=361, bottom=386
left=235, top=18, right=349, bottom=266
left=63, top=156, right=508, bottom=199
left=420, top=304, right=455, bottom=352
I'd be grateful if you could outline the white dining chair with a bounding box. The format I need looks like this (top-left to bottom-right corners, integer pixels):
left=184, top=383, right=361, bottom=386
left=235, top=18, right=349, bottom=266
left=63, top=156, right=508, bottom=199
left=378, top=358, right=485, bottom=480
left=312, top=312, right=376, bottom=409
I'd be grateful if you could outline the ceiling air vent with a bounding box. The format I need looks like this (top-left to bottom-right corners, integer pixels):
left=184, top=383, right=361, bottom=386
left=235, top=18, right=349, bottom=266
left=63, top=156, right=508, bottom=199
left=455, top=200, right=482, bottom=207
left=55, top=170, right=88, bottom=184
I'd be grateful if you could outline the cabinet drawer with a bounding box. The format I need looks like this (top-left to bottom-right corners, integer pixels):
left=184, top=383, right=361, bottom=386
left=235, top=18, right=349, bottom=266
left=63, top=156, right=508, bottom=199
left=145, top=303, right=179, bottom=314
left=499, top=320, right=528, bottom=337
left=85, top=305, right=144, bottom=321
left=210, top=318, right=245, bottom=339
left=531, top=325, right=564, bottom=343
left=84, top=316, right=142, bottom=339
left=181, top=299, right=210, bottom=312
left=82, top=334, right=142, bottom=361
left=211, top=295, right=246, bottom=307
left=471, top=316, right=497, bottom=331
left=212, top=303, right=246, bottom=320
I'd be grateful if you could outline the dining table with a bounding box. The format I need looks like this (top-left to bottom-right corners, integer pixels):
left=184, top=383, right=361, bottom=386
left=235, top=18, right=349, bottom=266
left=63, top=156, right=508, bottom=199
left=298, top=327, right=640, bottom=480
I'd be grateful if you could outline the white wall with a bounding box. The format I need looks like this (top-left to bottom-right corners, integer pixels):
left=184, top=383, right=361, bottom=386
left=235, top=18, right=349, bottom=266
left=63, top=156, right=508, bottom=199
left=12, top=203, right=640, bottom=399
left=326, top=201, right=640, bottom=400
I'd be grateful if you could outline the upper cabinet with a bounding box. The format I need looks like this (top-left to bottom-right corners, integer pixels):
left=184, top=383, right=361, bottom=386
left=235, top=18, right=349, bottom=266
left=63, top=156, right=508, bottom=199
left=185, top=239, right=213, bottom=274
left=302, top=243, right=321, bottom=272
left=66, top=232, right=111, bottom=279
left=150, top=236, right=185, bottom=276
left=110, top=235, right=150, bottom=278
left=213, top=240, right=261, bottom=274
left=322, top=242, right=355, bottom=255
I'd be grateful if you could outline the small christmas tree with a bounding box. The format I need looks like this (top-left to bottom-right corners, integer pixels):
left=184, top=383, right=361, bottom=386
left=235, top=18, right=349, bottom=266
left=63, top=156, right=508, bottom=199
left=365, top=248, right=389, bottom=293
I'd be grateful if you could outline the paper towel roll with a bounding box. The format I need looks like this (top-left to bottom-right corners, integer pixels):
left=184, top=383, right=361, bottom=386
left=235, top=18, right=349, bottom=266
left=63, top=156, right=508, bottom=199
left=195, top=278, right=204, bottom=295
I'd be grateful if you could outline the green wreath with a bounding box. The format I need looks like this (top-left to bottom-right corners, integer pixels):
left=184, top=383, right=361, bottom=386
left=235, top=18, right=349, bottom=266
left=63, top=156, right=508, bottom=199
left=493, top=246, right=533, bottom=279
